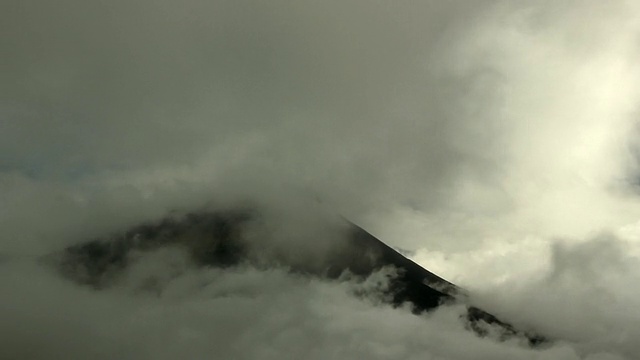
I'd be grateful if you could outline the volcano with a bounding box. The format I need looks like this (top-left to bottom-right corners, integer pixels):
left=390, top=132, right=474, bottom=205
left=49, top=209, right=546, bottom=345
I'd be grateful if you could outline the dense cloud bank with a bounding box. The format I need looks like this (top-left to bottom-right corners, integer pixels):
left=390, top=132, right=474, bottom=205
left=3, top=0, right=640, bottom=359
left=3, top=235, right=640, bottom=359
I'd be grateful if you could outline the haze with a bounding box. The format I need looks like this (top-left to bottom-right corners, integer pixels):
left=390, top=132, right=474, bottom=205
left=2, top=1, right=640, bottom=359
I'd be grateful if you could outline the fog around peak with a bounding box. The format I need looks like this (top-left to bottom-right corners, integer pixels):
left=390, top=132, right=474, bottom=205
left=3, top=0, right=640, bottom=359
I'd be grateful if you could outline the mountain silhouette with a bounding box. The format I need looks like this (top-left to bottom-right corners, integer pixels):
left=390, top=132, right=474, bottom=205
left=49, top=209, right=546, bottom=345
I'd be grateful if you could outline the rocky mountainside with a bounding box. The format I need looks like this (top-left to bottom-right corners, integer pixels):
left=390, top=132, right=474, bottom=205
left=47, top=209, right=546, bottom=345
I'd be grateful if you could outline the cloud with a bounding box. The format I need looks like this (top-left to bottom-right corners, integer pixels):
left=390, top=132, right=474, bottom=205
left=4, top=0, right=640, bottom=255
left=467, top=233, right=640, bottom=359
left=2, top=0, right=640, bottom=359
left=0, top=255, right=597, bottom=360
left=4, top=233, right=640, bottom=360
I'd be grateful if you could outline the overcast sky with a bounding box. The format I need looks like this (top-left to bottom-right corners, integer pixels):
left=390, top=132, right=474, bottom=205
left=3, top=0, right=640, bottom=359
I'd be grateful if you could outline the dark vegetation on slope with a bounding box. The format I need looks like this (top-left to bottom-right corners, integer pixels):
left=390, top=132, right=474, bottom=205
left=48, top=210, right=547, bottom=346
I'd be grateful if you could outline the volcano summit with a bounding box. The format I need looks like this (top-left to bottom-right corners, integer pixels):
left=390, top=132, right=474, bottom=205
left=47, top=208, right=546, bottom=345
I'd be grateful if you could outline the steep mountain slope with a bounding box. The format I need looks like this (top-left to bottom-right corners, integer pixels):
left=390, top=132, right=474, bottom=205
left=48, top=209, right=546, bottom=345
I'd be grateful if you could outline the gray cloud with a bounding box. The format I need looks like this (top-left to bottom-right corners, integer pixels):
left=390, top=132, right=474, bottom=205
left=471, top=234, right=640, bottom=359
left=1, top=0, right=506, bottom=211
left=3, top=0, right=640, bottom=359
left=4, top=1, right=639, bottom=255
left=4, top=235, right=640, bottom=360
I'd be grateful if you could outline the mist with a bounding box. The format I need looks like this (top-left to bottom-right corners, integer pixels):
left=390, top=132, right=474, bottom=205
left=2, top=0, right=640, bottom=359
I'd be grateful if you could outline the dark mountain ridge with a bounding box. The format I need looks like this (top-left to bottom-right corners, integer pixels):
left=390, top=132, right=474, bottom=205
left=48, top=209, right=547, bottom=345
